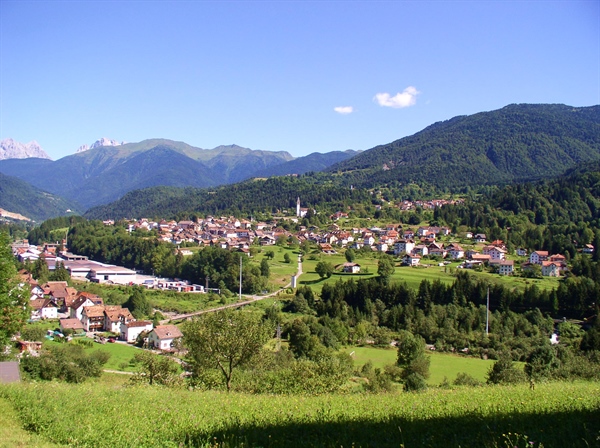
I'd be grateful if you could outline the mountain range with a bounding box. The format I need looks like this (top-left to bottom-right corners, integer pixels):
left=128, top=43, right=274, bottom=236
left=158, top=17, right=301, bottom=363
left=0, top=172, right=80, bottom=221
left=327, top=103, right=600, bottom=188
left=1, top=103, right=599, bottom=221
left=0, top=138, right=358, bottom=212
left=0, top=138, right=51, bottom=160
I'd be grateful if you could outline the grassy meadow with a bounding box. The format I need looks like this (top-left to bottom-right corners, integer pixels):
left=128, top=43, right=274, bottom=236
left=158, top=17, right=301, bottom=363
left=345, top=346, right=496, bottom=384
left=43, top=338, right=142, bottom=372
left=1, top=380, right=598, bottom=448
left=297, top=249, right=560, bottom=294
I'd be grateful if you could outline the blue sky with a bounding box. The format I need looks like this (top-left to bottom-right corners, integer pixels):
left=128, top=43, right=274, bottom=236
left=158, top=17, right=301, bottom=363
left=1, top=1, right=598, bottom=160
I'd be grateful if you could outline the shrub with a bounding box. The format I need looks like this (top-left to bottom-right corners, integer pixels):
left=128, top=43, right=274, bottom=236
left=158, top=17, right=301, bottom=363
left=20, top=326, right=46, bottom=342
left=401, top=355, right=431, bottom=380
left=403, top=372, right=427, bottom=392
left=362, top=367, right=394, bottom=393
left=486, top=355, right=527, bottom=385
left=453, top=372, right=482, bottom=387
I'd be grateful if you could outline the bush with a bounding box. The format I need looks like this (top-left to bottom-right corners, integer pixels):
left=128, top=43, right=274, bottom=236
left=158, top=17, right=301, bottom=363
left=453, top=372, right=482, bottom=387
left=20, top=326, right=46, bottom=342
left=486, top=355, right=527, bottom=385
left=362, top=367, right=394, bottom=393
left=383, top=364, right=403, bottom=382
left=403, top=372, right=427, bottom=392
left=401, top=355, right=431, bottom=380
left=20, top=344, right=110, bottom=383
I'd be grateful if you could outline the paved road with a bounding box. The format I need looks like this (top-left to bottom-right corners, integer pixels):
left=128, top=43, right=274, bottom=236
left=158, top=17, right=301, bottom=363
left=159, top=254, right=302, bottom=324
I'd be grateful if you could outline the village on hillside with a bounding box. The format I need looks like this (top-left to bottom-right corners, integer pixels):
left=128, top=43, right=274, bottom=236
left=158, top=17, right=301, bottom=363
left=9, top=196, right=593, bottom=357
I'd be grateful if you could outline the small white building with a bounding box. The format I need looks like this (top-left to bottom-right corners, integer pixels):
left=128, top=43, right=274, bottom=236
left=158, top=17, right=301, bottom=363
left=148, top=325, right=183, bottom=350
left=120, top=320, right=154, bottom=343
left=403, top=254, right=421, bottom=266
left=342, top=262, right=361, bottom=274
left=30, top=298, right=58, bottom=320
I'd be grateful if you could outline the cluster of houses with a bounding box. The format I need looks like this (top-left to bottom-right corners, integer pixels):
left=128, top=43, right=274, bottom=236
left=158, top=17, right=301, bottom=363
left=21, top=277, right=182, bottom=350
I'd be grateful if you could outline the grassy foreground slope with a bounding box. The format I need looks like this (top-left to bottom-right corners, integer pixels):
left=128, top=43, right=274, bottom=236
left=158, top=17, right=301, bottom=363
left=2, top=381, right=598, bottom=448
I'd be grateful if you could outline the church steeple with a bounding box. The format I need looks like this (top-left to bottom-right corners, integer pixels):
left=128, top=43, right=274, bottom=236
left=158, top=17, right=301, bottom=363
left=296, top=197, right=301, bottom=217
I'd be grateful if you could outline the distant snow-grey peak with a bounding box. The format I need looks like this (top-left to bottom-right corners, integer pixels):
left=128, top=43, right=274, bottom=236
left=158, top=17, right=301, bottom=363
left=76, top=137, right=125, bottom=153
left=0, top=138, right=51, bottom=160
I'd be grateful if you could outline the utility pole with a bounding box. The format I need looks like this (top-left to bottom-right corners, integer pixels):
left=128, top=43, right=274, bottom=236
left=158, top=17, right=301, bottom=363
left=486, top=287, right=490, bottom=336
left=239, top=255, right=242, bottom=301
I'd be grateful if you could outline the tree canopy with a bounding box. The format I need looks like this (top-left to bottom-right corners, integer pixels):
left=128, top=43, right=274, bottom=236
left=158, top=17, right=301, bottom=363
left=0, top=232, right=29, bottom=352
left=182, top=309, right=272, bottom=391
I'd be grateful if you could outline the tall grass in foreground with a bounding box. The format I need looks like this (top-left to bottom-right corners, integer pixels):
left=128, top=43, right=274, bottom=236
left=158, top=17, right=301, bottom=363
left=1, top=381, right=598, bottom=448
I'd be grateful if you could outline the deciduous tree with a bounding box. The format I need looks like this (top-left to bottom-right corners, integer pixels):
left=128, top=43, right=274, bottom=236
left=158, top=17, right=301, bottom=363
left=130, top=350, right=180, bottom=386
left=315, top=261, right=334, bottom=279
left=183, top=309, right=272, bottom=391
left=0, top=232, right=29, bottom=352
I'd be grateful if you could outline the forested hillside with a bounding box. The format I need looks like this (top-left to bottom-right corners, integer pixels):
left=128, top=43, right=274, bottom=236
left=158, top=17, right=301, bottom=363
left=328, top=104, right=600, bottom=188
left=0, top=172, right=81, bottom=221
left=83, top=175, right=373, bottom=221
left=434, top=162, right=600, bottom=257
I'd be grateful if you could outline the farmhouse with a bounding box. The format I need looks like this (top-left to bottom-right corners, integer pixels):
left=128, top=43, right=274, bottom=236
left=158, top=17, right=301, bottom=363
left=530, top=251, right=549, bottom=265
left=148, top=325, right=183, bottom=350
left=30, top=298, right=58, bottom=320
left=497, top=260, right=515, bottom=276
left=120, top=320, right=154, bottom=343
left=341, top=262, right=361, bottom=274
left=541, top=261, right=561, bottom=277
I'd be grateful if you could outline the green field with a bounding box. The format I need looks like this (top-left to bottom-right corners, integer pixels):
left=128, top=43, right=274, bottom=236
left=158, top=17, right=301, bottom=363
left=345, top=346, right=496, bottom=384
left=1, top=380, right=598, bottom=447
left=258, top=247, right=298, bottom=289
left=44, top=339, right=142, bottom=372
left=298, top=250, right=561, bottom=294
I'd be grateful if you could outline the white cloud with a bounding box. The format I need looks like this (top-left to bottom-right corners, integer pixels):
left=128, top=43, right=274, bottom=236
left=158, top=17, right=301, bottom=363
left=334, top=106, right=354, bottom=115
left=374, top=86, right=420, bottom=108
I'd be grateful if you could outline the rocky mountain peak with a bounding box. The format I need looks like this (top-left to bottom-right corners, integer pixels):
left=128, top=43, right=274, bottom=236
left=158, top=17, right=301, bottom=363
left=76, top=137, right=125, bottom=153
left=0, top=138, right=52, bottom=160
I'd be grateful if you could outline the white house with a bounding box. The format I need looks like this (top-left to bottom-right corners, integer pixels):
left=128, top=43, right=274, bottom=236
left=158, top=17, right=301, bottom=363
left=120, top=320, right=154, bottom=343
left=403, top=254, right=421, bottom=266
left=412, top=245, right=429, bottom=256
left=148, top=325, right=183, bottom=350
left=541, top=261, right=560, bottom=277
left=69, top=296, right=96, bottom=320
left=394, top=239, right=415, bottom=256
left=483, top=246, right=506, bottom=260
left=376, top=242, right=388, bottom=253
left=342, top=262, right=361, bottom=274
left=103, top=306, right=135, bottom=333
left=446, top=244, right=465, bottom=260
left=30, top=298, right=58, bottom=320
left=530, top=251, right=549, bottom=265
left=497, top=260, right=514, bottom=276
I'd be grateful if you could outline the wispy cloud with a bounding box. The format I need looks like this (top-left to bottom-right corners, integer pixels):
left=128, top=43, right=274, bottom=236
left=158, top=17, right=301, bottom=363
left=334, top=106, right=354, bottom=115
left=374, top=86, right=420, bottom=108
